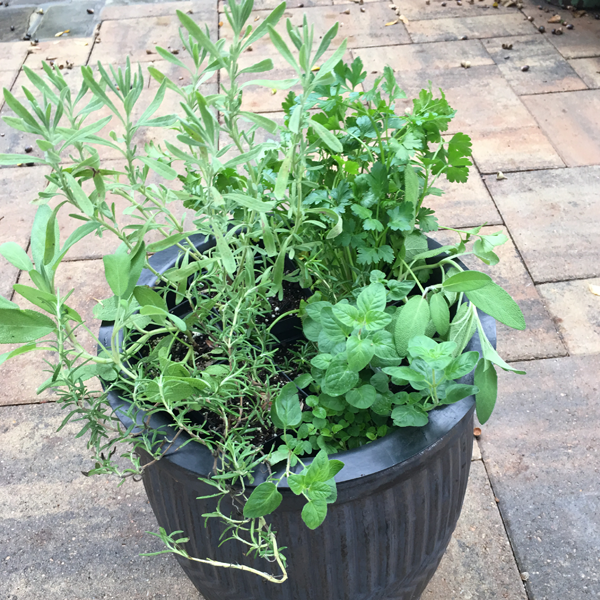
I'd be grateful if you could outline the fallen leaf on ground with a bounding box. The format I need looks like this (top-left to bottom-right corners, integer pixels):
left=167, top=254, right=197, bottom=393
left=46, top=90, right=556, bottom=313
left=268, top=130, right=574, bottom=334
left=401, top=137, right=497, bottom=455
left=589, top=284, right=600, bottom=296
left=496, top=171, right=507, bottom=180
left=399, top=14, right=409, bottom=24
left=385, top=19, right=399, bottom=26
left=548, top=14, right=561, bottom=22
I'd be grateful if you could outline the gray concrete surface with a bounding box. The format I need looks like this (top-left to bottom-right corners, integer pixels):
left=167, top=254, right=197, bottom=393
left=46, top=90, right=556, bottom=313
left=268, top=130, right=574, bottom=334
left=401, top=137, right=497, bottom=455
left=481, top=356, right=600, bottom=600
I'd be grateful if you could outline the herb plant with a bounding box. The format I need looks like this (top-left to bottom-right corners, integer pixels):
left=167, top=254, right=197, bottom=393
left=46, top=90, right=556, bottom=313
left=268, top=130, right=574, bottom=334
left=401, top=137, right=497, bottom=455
left=0, top=0, right=525, bottom=585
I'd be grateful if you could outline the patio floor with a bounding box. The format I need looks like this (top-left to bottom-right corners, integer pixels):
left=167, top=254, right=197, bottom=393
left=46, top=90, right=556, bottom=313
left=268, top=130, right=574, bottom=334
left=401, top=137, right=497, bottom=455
left=0, top=0, right=599, bottom=598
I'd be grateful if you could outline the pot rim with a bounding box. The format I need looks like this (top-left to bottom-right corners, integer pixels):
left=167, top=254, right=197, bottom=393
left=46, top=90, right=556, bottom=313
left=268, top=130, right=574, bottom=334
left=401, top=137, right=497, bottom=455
left=99, top=234, right=496, bottom=488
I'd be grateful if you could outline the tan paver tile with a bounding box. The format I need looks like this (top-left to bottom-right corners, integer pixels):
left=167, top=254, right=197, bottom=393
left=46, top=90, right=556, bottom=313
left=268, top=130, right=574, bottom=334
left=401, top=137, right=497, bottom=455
left=484, top=165, right=600, bottom=283
left=0, top=166, right=50, bottom=245
left=1, top=260, right=111, bottom=405
left=101, top=0, right=216, bottom=21
left=0, top=71, right=18, bottom=112
left=0, top=166, right=51, bottom=298
left=220, top=4, right=411, bottom=53
left=545, top=14, right=600, bottom=60
left=470, top=126, right=564, bottom=173
left=0, top=112, right=41, bottom=166
left=568, top=56, right=600, bottom=88
left=364, top=63, right=560, bottom=172
left=479, top=354, right=600, bottom=600
left=424, top=170, right=502, bottom=229
left=0, top=42, right=30, bottom=73
left=522, top=89, right=600, bottom=167
left=537, top=278, right=600, bottom=355
left=0, top=70, right=17, bottom=90
left=90, top=14, right=216, bottom=65
left=406, top=13, right=535, bottom=43
left=356, top=39, right=494, bottom=73
left=431, top=226, right=566, bottom=362
left=0, top=403, right=205, bottom=597
left=423, top=461, right=527, bottom=600
left=482, top=35, right=587, bottom=95
left=472, top=438, right=482, bottom=461
left=23, top=38, right=93, bottom=71
left=386, top=0, right=517, bottom=21
left=395, top=65, right=537, bottom=134
left=0, top=342, right=57, bottom=405
left=221, top=0, right=330, bottom=9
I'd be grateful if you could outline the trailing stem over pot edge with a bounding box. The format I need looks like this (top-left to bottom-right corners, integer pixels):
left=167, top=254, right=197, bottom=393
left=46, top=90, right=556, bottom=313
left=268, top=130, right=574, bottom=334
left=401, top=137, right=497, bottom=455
left=0, top=0, right=525, bottom=584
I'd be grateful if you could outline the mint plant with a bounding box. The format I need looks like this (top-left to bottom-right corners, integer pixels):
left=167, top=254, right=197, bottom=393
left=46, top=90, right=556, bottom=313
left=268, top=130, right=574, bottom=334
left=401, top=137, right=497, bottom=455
left=284, top=283, right=480, bottom=451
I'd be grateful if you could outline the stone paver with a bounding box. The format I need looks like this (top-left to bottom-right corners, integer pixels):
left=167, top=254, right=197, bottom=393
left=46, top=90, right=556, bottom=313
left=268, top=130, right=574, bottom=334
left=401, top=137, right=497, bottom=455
left=0, top=71, right=18, bottom=111
left=220, top=4, right=412, bottom=53
left=480, top=355, right=600, bottom=600
left=0, top=118, right=42, bottom=166
left=568, top=56, right=600, bottom=89
left=485, top=166, right=600, bottom=283
left=469, top=126, right=565, bottom=174
left=33, top=2, right=101, bottom=39
left=0, top=167, right=50, bottom=299
left=0, top=266, right=19, bottom=303
left=482, top=35, right=587, bottom=96
left=356, top=39, right=495, bottom=74
left=0, top=402, right=202, bottom=599
left=22, top=37, right=93, bottom=70
left=424, top=170, right=503, bottom=230
left=0, top=7, right=33, bottom=43
left=537, top=278, right=600, bottom=356
left=387, top=0, right=516, bottom=21
left=0, top=41, right=30, bottom=72
left=423, top=460, right=528, bottom=600
left=432, top=226, right=567, bottom=363
left=90, top=13, right=216, bottom=64
left=406, top=13, right=535, bottom=44
left=394, top=65, right=538, bottom=135
left=1, top=260, right=110, bottom=406
left=545, top=14, right=600, bottom=60
left=221, top=0, right=330, bottom=10
left=522, top=89, right=600, bottom=167
left=101, top=0, right=214, bottom=21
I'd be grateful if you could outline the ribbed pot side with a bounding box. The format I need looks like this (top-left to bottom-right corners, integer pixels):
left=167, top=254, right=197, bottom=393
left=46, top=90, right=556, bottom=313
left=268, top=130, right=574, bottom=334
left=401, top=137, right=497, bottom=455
left=138, top=403, right=474, bottom=600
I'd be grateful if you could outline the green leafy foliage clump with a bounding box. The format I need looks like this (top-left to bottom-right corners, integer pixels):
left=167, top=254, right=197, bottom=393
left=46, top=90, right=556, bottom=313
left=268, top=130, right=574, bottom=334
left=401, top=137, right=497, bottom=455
left=0, top=0, right=526, bottom=585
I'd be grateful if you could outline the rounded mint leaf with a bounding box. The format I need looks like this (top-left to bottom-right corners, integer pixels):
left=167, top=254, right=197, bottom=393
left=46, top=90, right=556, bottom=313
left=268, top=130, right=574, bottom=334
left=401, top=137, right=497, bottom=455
left=391, top=405, right=429, bottom=427
left=243, top=483, right=283, bottom=518
left=346, top=384, right=377, bottom=409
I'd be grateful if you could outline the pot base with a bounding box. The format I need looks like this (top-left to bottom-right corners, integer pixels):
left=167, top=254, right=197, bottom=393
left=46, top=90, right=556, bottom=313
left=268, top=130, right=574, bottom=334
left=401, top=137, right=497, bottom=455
left=140, top=403, right=474, bottom=600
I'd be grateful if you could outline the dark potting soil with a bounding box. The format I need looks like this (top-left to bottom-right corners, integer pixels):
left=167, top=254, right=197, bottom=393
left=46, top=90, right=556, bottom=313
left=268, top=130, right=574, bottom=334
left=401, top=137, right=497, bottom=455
left=128, top=282, right=311, bottom=451
left=255, top=278, right=307, bottom=328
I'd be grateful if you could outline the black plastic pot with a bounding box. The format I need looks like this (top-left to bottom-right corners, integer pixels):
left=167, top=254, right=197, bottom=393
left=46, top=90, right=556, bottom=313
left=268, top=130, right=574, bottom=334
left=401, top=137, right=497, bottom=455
left=99, top=236, right=496, bottom=600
